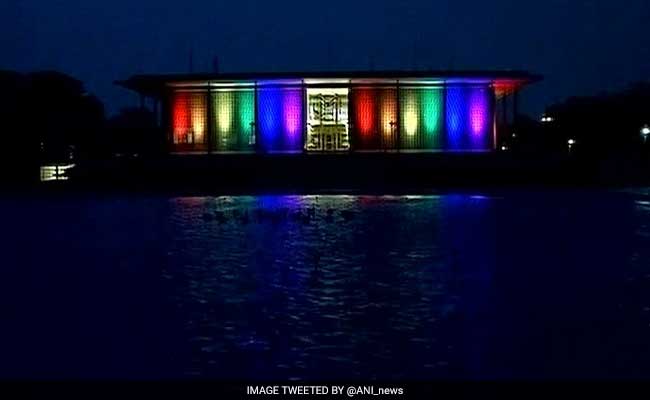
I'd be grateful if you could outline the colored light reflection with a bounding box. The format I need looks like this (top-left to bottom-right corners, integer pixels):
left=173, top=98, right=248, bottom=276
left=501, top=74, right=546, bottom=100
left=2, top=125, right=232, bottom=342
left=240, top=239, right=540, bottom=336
left=258, top=86, right=304, bottom=152
left=493, top=79, right=521, bottom=98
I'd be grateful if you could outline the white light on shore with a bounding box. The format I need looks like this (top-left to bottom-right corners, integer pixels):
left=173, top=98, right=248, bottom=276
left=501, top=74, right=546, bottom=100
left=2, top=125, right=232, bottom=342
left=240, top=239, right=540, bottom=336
left=567, top=138, right=576, bottom=153
left=641, top=125, right=650, bottom=136
left=40, top=164, right=75, bottom=182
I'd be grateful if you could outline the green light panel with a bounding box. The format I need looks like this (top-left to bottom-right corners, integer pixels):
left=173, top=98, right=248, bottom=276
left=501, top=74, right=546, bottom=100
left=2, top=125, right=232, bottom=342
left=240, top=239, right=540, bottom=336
left=211, top=89, right=256, bottom=152
left=399, top=88, right=444, bottom=150
left=238, top=90, right=255, bottom=150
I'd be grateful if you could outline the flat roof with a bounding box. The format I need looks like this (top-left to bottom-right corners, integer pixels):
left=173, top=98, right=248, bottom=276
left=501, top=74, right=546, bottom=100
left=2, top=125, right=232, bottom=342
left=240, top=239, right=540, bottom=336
left=117, top=70, right=541, bottom=98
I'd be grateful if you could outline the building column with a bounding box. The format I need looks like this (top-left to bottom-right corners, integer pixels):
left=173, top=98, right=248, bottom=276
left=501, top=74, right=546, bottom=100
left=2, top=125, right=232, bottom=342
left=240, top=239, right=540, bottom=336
left=513, top=90, right=519, bottom=135
left=153, top=99, right=160, bottom=127
left=442, top=83, right=448, bottom=150
left=502, top=94, right=509, bottom=128
left=254, top=81, right=260, bottom=153
left=206, top=84, right=214, bottom=155
left=501, top=94, right=510, bottom=149
left=492, top=88, right=498, bottom=150
left=163, top=90, right=173, bottom=151
left=302, top=81, right=308, bottom=154
left=396, top=80, right=401, bottom=152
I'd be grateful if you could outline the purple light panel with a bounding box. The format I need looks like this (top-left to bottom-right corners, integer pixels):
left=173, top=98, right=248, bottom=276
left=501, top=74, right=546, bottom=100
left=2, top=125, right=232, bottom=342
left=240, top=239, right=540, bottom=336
left=469, top=88, right=490, bottom=149
left=257, top=86, right=304, bottom=152
left=445, top=86, right=491, bottom=150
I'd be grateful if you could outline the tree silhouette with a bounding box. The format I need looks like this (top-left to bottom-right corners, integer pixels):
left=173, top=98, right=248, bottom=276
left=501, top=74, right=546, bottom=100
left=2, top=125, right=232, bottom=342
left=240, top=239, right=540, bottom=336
left=29, top=71, right=104, bottom=162
left=0, top=71, right=38, bottom=184
left=0, top=70, right=105, bottom=184
left=105, top=107, right=164, bottom=158
left=545, top=82, right=650, bottom=156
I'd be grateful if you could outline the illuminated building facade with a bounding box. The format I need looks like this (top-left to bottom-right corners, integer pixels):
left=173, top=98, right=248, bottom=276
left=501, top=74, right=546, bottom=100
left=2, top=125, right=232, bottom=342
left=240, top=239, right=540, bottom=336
left=118, top=71, right=539, bottom=154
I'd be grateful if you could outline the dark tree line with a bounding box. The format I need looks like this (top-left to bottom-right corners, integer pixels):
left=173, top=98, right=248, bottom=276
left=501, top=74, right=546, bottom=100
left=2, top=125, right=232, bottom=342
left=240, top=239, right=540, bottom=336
left=1, top=69, right=648, bottom=186
left=549, top=82, right=650, bottom=154
left=509, top=82, right=650, bottom=156
left=0, top=70, right=163, bottom=184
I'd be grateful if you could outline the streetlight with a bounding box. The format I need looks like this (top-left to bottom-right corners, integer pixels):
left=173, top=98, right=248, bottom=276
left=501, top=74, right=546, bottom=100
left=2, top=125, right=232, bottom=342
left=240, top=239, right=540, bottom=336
left=567, top=138, right=576, bottom=153
left=641, top=124, right=650, bottom=144
left=541, top=114, right=554, bottom=123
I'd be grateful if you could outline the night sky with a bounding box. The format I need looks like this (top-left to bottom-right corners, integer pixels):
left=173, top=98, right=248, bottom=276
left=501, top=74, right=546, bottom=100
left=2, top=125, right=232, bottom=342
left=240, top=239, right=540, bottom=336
left=2, top=0, right=649, bottom=116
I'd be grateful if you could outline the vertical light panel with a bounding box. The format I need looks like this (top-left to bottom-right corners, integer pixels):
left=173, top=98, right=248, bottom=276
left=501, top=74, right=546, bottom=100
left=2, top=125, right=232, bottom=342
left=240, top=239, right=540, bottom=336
left=238, top=90, right=255, bottom=149
left=399, top=89, right=420, bottom=149
left=468, top=87, right=491, bottom=149
left=211, top=89, right=256, bottom=152
left=421, top=88, right=444, bottom=149
left=191, top=99, right=206, bottom=146
left=445, top=87, right=467, bottom=150
left=380, top=88, right=398, bottom=150
left=214, top=91, right=234, bottom=150
left=284, top=89, right=303, bottom=151
left=172, top=93, right=189, bottom=144
left=403, top=91, right=419, bottom=137
left=351, top=87, right=398, bottom=150
left=258, top=86, right=304, bottom=152
left=306, top=88, right=350, bottom=151
left=171, top=91, right=207, bottom=149
left=258, top=87, right=281, bottom=150
left=400, top=88, right=444, bottom=150
left=445, top=86, right=491, bottom=150
left=351, top=88, right=379, bottom=150
left=356, top=89, right=375, bottom=136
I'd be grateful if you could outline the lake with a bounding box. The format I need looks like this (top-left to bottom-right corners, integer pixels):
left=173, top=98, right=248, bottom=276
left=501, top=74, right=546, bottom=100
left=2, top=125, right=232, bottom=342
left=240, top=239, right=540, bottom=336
left=1, top=190, right=650, bottom=379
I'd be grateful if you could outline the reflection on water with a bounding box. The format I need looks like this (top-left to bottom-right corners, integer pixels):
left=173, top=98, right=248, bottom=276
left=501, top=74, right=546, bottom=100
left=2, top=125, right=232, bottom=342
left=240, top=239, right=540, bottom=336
left=1, top=191, right=650, bottom=379
left=166, top=195, right=495, bottom=379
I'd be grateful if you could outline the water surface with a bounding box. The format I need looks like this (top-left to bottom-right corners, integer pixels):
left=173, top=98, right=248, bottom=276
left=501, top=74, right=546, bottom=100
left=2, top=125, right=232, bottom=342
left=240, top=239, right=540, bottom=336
left=1, top=191, right=650, bottom=379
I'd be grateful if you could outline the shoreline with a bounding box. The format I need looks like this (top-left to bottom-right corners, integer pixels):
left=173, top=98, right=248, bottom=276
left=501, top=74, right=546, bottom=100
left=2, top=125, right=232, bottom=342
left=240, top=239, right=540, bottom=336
left=10, top=152, right=650, bottom=196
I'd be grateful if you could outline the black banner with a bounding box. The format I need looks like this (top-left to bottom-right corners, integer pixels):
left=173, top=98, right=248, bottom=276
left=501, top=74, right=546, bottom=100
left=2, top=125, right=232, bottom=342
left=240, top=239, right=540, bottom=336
left=2, top=381, right=647, bottom=400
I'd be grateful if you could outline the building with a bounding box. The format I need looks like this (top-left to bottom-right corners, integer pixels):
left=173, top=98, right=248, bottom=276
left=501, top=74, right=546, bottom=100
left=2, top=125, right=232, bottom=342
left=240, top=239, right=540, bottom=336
left=117, top=71, right=540, bottom=154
